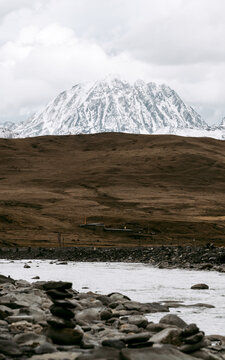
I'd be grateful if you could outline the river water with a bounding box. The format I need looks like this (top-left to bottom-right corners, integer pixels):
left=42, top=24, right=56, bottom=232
left=0, top=260, right=224, bottom=335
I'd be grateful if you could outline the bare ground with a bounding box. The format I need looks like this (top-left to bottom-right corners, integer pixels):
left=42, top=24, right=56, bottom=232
left=0, top=133, right=225, bottom=247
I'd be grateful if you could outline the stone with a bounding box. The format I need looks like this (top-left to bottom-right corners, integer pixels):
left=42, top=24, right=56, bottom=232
left=108, top=292, right=131, bottom=301
left=52, top=299, right=76, bottom=309
left=9, top=321, right=43, bottom=334
left=179, top=339, right=208, bottom=353
left=123, top=302, right=168, bottom=313
left=0, top=320, right=7, bottom=326
left=79, top=298, right=103, bottom=309
left=14, top=332, right=47, bottom=347
left=123, top=333, right=151, bottom=344
left=150, top=327, right=183, bottom=346
left=109, top=301, right=124, bottom=309
left=184, top=331, right=205, bottom=344
left=146, top=322, right=177, bottom=332
left=0, top=275, right=15, bottom=285
left=102, top=339, right=125, bottom=349
left=190, top=303, right=214, bottom=309
left=24, top=306, right=46, bottom=323
left=46, top=326, right=83, bottom=345
left=1, top=292, right=42, bottom=309
left=182, top=324, right=199, bottom=337
left=115, top=304, right=126, bottom=311
left=159, top=314, right=187, bottom=329
left=123, top=301, right=143, bottom=311
left=16, top=279, right=31, bottom=287
left=50, top=305, right=74, bottom=319
left=112, top=309, right=136, bottom=318
left=46, top=289, right=73, bottom=299
left=0, top=300, right=24, bottom=309
left=207, top=334, right=225, bottom=345
left=0, top=339, right=22, bottom=356
left=120, top=323, right=140, bottom=333
left=0, top=332, right=12, bottom=341
left=81, top=325, right=91, bottom=332
left=0, top=294, right=32, bottom=309
left=47, top=316, right=76, bottom=328
left=6, top=315, right=34, bottom=323
left=75, top=308, right=100, bottom=325
left=191, top=284, right=209, bottom=290
left=0, top=305, right=13, bottom=319
left=120, top=347, right=200, bottom=360
left=42, top=281, right=72, bottom=291
left=96, top=295, right=112, bottom=306
left=127, top=341, right=154, bottom=349
left=24, top=263, right=31, bottom=268
left=100, top=309, right=113, bottom=320
left=127, top=315, right=148, bottom=328
left=32, top=276, right=40, bottom=279
left=35, top=342, right=57, bottom=354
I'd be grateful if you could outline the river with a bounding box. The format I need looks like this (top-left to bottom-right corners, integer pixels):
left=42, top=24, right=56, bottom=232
left=1, top=260, right=224, bottom=335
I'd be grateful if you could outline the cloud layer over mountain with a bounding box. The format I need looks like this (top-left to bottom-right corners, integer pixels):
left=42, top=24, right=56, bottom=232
left=0, top=0, right=224, bottom=125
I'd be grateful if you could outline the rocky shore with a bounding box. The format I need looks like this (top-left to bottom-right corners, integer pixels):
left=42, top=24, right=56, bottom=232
left=0, top=244, right=225, bottom=272
left=0, top=274, right=225, bottom=360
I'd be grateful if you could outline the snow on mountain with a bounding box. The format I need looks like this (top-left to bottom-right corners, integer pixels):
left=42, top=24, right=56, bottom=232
left=218, top=117, right=225, bottom=129
left=1, top=77, right=225, bottom=139
left=0, top=126, right=13, bottom=138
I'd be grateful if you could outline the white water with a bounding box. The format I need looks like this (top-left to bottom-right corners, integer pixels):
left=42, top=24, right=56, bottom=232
left=0, top=260, right=224, bottom=336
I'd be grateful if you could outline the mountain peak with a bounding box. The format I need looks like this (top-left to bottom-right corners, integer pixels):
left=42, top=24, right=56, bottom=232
left=2, top=76, right=224, bottom=140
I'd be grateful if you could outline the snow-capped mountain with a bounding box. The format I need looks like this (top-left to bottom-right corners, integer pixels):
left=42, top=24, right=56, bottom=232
left=1, top=77, right=225, bottom=139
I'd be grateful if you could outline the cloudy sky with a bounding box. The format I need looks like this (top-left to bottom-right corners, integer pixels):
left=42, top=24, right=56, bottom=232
left=0, top=0, right=224, bottom=125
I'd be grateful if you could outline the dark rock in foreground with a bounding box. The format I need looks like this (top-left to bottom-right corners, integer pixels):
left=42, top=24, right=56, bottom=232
left=0, top=274, right=224, bottom=359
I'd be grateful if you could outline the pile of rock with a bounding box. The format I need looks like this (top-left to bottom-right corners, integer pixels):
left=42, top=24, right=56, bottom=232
left=43, top=281, right=83, bottom=346
left=0, top=273, right=224, bottom=360
left=179, top=323, right=208, bottom=354
left=146, top=315, right=216, bottom=359
left=1, top=244, right=225, bottom=272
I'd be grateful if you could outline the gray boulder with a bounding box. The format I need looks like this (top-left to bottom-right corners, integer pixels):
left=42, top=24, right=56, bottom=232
left=127, top=315, right=148, bottom=328
left=159, top=314, right=187, bottom=329
left=150, top=328, right=183, bottom=346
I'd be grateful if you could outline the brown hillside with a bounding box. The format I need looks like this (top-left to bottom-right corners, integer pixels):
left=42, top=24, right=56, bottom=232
left=0, top=133, right=225, bottom=247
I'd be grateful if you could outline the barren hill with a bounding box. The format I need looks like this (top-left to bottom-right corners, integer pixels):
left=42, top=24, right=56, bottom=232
left=0, top=133, right=225, bottom=247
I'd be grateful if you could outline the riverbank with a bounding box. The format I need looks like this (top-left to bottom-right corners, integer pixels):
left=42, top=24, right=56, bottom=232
left=0, top=244, right=225, bottom=272
left=0, top=274, right=225, bottom=360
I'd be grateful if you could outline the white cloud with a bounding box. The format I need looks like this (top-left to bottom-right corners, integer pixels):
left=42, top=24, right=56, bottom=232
left=0, top=0, right=224, bottom=125
left=0, top=23, right=150, bottom=122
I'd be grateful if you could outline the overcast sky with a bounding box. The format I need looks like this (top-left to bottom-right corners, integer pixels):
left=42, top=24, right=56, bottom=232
left=0, top=0, right=224, bottom=125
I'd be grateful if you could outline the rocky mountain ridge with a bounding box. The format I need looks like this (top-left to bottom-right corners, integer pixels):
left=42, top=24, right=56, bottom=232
left=1, top=77, right=224, bottom=139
